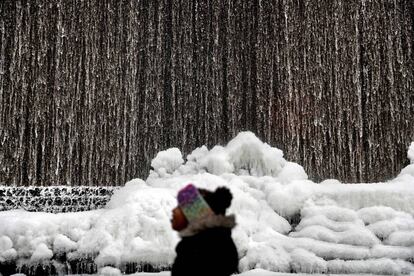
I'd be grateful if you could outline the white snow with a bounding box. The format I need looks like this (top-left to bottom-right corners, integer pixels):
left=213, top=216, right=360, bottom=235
left=290, top=237, right=371, bottom=260
left=357, top=205, right=413, bottom=225
left=224, top=132, right=287, bottom=177
left=53, top=234, right=77, bottom=253
left=1, top=248, right=17, bottom=262
left=295, top=215, right=364, bottom=232
left=399, top=164, right=414, bottom=178
left=277, top=162, right=308, bottom=184
left=399, top=142, right=414, bottom=178
left=290, top=248, right=327, bottom=274
left=385, top=230, right=414, bottom=246
left=327, top=258, right=403, bottom=275
left=0, top=235, right=13, bottom=252
left=1, top=132, right=414, bottom=275
left=367, top=216, right=414, bottom=240
left=370, top=244, right=414, bottom=260
left=30, top=243, right=53, bottom=262
left=239, top=242, right=291, bottom=272
left=167, top=132, right=289, bottom=177
left=291, top=202, right=381, bottom=247
left=301, top=203, right=360, bottom=223
left=150, top=148, right=184, bottom=177
left=408, top=142, right=414, bottom=164
left=98, top=266, right=122, bottom=276
left=398, top=142, right=414, bottom=177
left=290, top=225, right=380, bottom=247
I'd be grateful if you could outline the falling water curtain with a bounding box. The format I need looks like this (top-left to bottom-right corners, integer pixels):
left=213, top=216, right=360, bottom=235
left=0, top=0, right=413, bottom=186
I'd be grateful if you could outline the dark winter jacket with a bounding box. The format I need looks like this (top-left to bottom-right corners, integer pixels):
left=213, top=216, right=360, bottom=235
left=171, top=214, right=239, bottom=276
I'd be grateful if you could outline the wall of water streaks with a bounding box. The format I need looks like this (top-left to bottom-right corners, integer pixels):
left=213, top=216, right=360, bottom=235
left=1, top=0, right=413, bottom=185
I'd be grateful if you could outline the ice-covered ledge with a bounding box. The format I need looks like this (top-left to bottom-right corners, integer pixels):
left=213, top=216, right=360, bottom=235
left=0, top=186, right=119, bottom=213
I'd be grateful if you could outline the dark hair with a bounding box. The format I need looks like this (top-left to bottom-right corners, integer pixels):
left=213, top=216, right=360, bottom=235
left=200, top=187, right=233, bottom=215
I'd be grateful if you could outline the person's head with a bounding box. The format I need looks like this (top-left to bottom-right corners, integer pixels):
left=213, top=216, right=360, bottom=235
left=171, top=184, right=233, bottom=231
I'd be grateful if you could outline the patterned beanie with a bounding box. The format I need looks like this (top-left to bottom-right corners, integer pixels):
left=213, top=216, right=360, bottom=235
left=177, top=184, right=214, bottom=222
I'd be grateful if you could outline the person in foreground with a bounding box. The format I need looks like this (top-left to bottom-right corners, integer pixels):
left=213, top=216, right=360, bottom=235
left=171, top=183, right=239, bottom=276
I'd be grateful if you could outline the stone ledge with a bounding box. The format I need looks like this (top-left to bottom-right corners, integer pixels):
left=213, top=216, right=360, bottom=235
left=0, top=259, right=169, bottom=276
left=0, top=186, right=120, bottom=213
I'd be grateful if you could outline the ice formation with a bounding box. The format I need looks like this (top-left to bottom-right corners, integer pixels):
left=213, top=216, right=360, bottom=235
left=0, top=132, right=413, bottom=275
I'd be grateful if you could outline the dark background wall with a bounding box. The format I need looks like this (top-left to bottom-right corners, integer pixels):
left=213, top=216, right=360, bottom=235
left=0, top=0, right=413, bottom=186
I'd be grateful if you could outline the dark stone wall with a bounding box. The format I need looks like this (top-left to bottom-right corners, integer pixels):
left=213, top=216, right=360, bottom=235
left=0, top=186, right=118, bottom=212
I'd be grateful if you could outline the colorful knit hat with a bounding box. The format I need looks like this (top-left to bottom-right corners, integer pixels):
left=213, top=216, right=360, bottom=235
left=177, top=184, right=214, bottom=222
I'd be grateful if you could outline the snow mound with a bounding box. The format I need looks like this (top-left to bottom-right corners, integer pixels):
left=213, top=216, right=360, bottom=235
left=239, top=242, right=291, bottom=272
left=290, top=225, right=380, bottom=247
left=367, top=216, right=414, bottom=240
left=0, top=235, right=13, bottom=252
left=53, top=234, right=77, bottom=253
left=385, top=231, right=414, bottom=246
left=224, top=132, right=287, bottom=177
left=409, top=142, right=414, bottom=164
left=30, top=243, right=53, bottom=263
left=295, top=215, right=364, bottom=232
left=149, top=131, right=297, bottom=179
left=399, top=142, right=414, bottom=177
left=98, top=266, right=122, bottom=276
left=291, top=237, right=371, bottom=260
left=291, top=201, right=381, bottom=247
left=290, top=248, right=327, bottom=273
left=370, top=244, right=414, bottom=260
left=400, top=164, right=414, bottom=178
left=301, top=203, right=359, bottom=222
left=327, top=258, right=404, bottom=275
left=357, top=206, right=413, bottom=225
left=151, top=148, right=184, bottom=177
left=1, top=132, right=414, bottom=275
